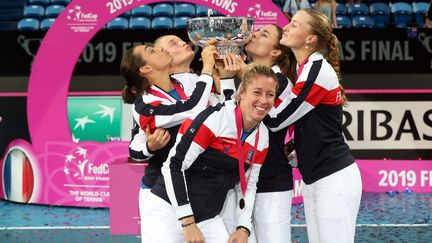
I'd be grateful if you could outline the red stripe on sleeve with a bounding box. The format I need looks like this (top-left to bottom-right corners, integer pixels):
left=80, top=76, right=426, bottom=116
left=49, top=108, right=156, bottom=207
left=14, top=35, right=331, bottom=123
left=291, top=81, right=305, bottom=97
left=273, top=98, right=282, bottom=108
left=321, top=86, right=343, bottom=105
left=178, top=120, right=215, bottom=150
left=193, top=124, right=215, bottom=149
left=139, top=115, right=155, bottom=133
left=178, top=119, right=193, bottom=135
left=304, top=83, right=330, bottom=107
left=138, top=100, right=162, bottom=133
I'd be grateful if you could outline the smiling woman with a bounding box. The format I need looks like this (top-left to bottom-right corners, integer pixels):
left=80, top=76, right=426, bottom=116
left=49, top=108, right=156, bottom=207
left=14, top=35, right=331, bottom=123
left=217, top=23, right=297, bottom=242
left=139, top=64, right=278, bottom=243
left=235, top=65, right=279, bottom=131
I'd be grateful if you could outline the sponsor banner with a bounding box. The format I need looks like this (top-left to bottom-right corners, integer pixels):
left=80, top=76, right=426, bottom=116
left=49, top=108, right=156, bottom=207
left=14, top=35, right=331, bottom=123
left=343, top=101, right=432, bottom=150
left=68, top=97, right=123, bottom=142
left=0, top=139, right=128, bottom=206
left=2, top=24, right=432, bottom=75
left=338, top=28, right=432, bottom=73
left=0, top=95, right=133, bottom=206
left=359, top=160, right=432, bottom=193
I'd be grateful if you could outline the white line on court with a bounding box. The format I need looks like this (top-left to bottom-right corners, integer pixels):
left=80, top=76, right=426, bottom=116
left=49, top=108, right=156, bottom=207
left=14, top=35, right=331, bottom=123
left=0, top=226, right=109, bottom=230
left=1, top=224, right=431, bottom=230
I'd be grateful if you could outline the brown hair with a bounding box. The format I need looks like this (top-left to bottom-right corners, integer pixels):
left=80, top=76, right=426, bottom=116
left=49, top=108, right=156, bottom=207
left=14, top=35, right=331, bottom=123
left=120, top=46, right=150, bottom=104
left=302, top=9, right=348, bottom=104
left=271, top=24, right=297, bottom=84
left=236, top=64, right=279, bottom=103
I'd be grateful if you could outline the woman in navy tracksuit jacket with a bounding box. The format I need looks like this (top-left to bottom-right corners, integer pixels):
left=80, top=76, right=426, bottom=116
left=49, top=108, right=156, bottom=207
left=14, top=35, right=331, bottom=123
left=120, top=44, right=216, bottom=189
left=218, top=24, right=298, bottom=242
left=264, top=9, right=362, bottom=243
left=140, top=65, right=278, bottom=243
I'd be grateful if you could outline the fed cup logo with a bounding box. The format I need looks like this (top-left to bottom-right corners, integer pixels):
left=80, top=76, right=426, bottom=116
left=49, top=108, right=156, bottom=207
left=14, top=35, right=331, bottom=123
left=64, top=147, right=88, bottom=179
left=66, top=4, right=98, bottom=32
left=67, top=5, right=82, bottom=21
left=63, top=146, right=110, bottom=181
left=66, top=5, right=97, bottom=23
left=247, top=4, right=262, bottom=18
left=247, top=3, right=278, bottom=20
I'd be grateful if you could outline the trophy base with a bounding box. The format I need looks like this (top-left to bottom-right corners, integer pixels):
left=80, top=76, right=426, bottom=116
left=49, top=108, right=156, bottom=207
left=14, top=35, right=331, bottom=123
left=215, top=45, right=242, bottom=59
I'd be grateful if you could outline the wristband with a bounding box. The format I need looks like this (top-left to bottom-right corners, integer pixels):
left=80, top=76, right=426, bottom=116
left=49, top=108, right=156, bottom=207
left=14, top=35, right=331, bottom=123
left=201, top=72, right=213, bottom=76
left=236, top=226, right=250, bottom=237
left=181, top=221, right=195, bottom=228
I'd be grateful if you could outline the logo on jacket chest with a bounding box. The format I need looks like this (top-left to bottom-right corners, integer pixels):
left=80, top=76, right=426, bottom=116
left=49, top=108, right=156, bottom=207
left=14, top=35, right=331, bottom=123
left=219, top=138, right=235, bottom=154
left=246, top=148, right=254, bottom=163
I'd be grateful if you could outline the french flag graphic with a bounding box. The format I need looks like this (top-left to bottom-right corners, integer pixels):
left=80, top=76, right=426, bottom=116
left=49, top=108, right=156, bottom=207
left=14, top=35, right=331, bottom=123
left=3, top=149, right=34, bottom=203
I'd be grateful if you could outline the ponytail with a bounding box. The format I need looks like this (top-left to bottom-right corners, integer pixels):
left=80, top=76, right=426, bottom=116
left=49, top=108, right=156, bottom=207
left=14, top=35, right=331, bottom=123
left=302, top=9, right=348, bottom=105
left=327, top=34, right=347, bottom=105
left=327, top=34, right=341, bottom=81
left=122, top=85, right=140, bottom=104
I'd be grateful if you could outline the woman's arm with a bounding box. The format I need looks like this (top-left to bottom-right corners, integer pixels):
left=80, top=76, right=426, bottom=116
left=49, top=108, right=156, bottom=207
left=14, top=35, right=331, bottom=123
left=215, top=53, right=244, bottom=103
left=161, top=106, right=220, bottom=242
left=128, top=124, right=170, bottom=161
left=161, top=106, right=220, bottom=217
left=265, top=59, right=331, bottom=132
left=133, top=46, right=216, bottom=130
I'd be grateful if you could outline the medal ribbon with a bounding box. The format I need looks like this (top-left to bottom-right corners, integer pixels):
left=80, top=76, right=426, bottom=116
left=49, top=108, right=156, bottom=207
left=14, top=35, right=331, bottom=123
left=235, top=106, right=260, bottom=197
left=284, top=57, right=308, bottom=142
left=148, top=81, right=187, bottom=101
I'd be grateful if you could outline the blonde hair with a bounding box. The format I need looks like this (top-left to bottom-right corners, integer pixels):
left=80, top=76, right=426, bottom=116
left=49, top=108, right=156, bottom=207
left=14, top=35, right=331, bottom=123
left=235, top=64, right=279, bottom=103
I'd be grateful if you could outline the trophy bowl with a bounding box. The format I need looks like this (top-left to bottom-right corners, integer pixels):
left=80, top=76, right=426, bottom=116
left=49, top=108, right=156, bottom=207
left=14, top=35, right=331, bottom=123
left=186, top=16, right=254, bottom=59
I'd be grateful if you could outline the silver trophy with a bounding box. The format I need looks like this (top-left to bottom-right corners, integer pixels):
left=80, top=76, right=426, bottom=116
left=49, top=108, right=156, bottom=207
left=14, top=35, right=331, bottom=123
left=186, top=11, right=254, bottom=59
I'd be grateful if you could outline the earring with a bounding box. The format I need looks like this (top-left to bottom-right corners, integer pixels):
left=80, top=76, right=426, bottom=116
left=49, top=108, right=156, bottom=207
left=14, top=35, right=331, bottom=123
left=305, top=45, right=309, bottom=49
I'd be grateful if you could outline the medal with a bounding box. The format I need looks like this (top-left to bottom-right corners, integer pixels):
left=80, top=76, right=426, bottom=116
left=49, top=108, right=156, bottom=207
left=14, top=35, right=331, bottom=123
left=239, top=198, right=245, bottom=209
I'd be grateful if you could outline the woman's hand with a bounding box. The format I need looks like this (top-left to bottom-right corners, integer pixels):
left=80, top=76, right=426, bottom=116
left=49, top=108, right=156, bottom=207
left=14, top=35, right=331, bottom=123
left=182, top=216, right=204, bottom=243
left=201, top=43, right=218, bottom=76
left=227, top=228, right=249, bottom=243
left=214, top=53, right=244, bottom=79
left=145, top=126, right=170, bottom=152
left=228, top=54, right=247, bottom=79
